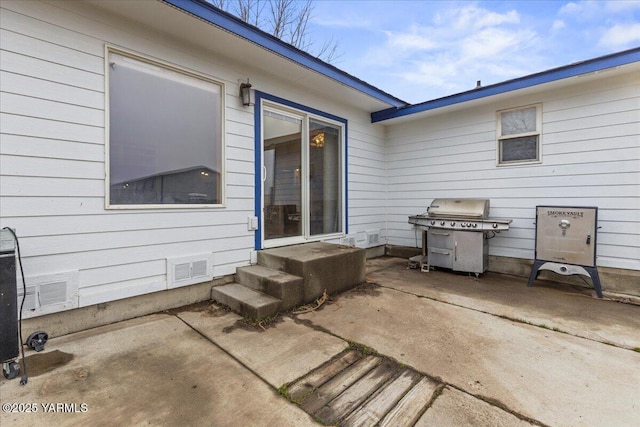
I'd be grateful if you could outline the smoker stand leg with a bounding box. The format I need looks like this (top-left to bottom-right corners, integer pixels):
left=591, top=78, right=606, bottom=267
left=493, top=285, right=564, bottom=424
left=527, top=259, right=545, bottom=287
left=585, top=267, right=603, bottom=298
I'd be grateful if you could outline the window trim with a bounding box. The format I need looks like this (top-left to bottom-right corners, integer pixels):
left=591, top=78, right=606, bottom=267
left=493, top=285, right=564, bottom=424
left=104, top=46, right=226, bottom=209
left=496, top=103, right=542, bottom=166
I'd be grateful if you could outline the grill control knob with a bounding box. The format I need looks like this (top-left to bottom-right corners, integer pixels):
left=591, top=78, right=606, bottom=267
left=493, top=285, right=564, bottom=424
left=451, top=222, right=455, bottom=226
left=492, top=223, right=498, bottom=229
left=440, top=221, right=445, bottom=226
left=431, top=220, right=435, bottom=225
left=472, top=223, right=478, bottom=228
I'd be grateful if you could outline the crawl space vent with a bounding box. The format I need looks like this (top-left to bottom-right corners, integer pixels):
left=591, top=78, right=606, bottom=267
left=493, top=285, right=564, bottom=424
left=17, top=271, right=79, bottom=318
left=367, top=230, right=380, bottom=246
left=167, top=254, right=214, bottom=289
left=340, top=236, right=357, bottom=247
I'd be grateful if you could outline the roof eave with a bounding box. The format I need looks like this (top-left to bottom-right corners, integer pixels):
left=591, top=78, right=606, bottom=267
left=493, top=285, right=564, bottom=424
left=163, top=0, right=407, bottom=108
left=371, top=47, right=640, bottom=123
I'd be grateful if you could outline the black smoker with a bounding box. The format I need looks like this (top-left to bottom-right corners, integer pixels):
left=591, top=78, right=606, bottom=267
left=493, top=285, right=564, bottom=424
left=1, top=229, right=20, bottom=379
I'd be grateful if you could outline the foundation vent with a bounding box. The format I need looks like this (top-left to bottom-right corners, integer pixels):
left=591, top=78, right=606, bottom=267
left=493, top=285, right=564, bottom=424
left=17, top=271, right=79, bottom=318
left=339, top=236, right=357, bottom=247
left=167, top=254, right=214, bottom=289
left=367, top=230, right=381, bottom=246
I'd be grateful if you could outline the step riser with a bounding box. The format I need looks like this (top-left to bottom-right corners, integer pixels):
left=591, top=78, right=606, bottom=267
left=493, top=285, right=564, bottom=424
left=258, top=243, right=366, bottom=302
left=211, top=284, right=280, bottom=320
left=213, top=243, right=366, bottom=320
left=236, top=266, right=304, bottom=311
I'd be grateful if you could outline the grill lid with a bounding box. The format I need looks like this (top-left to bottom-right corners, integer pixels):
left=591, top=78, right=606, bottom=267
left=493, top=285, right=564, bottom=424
left=427, top=198, right=490, bottom=219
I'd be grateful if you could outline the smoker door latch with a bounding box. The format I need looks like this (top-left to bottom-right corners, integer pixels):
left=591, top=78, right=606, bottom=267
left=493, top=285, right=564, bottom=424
left=586, top=234, right=591, bottom=245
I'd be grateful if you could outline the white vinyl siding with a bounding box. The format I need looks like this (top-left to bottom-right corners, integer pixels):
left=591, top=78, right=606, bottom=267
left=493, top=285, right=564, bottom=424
left=0, top=1, right=254, bottom=307
left=385, top=71, right=640, bottom=271
left=346, top=124, right=388, bottom=242
left=0, top=0, right=389, bottom=312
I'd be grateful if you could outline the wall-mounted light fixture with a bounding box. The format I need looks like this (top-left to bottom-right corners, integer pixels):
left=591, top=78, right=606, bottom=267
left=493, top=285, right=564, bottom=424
left=239, top=79, right=254, bottom=106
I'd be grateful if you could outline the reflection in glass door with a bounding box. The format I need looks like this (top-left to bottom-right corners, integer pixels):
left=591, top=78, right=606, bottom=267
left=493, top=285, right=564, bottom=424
left=263, top=110, right=303, bottom=240
left=309, top=119, right=341, bottom=236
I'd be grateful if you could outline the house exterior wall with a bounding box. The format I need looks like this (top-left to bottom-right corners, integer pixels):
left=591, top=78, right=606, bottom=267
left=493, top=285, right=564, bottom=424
left=0, top=0, right=387, bottom=316
left=385, top=70, right=639, bottom=273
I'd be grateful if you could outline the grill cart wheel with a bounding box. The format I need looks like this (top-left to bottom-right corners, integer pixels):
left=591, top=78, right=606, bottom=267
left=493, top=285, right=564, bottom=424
left=26, top=331, right=48, bottom=352
left=3, top=361, right=20, bottom=380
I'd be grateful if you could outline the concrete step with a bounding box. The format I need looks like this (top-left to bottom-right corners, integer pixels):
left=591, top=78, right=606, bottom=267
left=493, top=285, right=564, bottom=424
left=211, top=283, right=280, bottom=320
left=258, top=242, right=366, bottom=302
left=236, top=265, right=304, bottom=311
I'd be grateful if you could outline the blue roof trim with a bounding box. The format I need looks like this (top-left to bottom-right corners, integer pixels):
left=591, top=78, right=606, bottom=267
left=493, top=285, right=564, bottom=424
left=371, top=47, right=640, bottom=123
left=162, top=0, right=407, bottom=108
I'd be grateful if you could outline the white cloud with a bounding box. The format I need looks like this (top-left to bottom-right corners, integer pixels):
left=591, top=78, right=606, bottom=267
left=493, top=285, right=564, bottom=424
left=604, top=0, right=640, bottom=13
left=552, top=19, right=566, bottom=31
left=599, top=23, right=640, bottom=48
left=361, top=3, right=543, bottom=101
left=460, top=27, right=537, bottom=61
left=559, top=0, right=640, bottom=20
left=559, top=2, right=582, bottom=15
left=312, top=15, right=373, bottom=29
left=384, top=27, right=438, bottom=51
left=453, top=5, right=520, bottom=30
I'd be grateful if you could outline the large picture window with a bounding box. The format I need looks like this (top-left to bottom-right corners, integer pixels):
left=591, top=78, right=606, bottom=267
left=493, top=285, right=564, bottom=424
left=107, top=50, right=224, bottom=207
left=497, top=104, right=541, bottom=166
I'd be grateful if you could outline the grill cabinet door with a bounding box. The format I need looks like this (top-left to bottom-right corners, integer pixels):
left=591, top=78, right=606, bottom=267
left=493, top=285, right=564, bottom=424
left=453, top=231, right=487, bottom=274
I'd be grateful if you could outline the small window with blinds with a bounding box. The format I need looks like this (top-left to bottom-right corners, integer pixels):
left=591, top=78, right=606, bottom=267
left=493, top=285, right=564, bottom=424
left=497, top=104, right=542, bottom=166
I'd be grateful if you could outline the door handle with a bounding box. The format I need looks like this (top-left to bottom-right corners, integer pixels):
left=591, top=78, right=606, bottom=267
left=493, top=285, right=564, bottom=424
left=262, top=166, right=266, bottom=182
left=454, top=241, right=457, bottom=261
left=430, top=249, right=450, bottom=255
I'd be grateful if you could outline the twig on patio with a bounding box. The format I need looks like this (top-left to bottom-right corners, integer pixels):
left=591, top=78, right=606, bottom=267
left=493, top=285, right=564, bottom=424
left=292, top=290, right=328, bottom=314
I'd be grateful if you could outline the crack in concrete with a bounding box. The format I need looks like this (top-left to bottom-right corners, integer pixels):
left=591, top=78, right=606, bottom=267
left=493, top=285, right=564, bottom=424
left=376, top=283, right=635, bottom=351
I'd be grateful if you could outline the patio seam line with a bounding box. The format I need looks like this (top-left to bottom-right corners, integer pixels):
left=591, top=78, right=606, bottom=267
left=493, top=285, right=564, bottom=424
left=374, top=284, right=633, bottom=351
left=171, top=313, right=304, bottom=405
left=438, top=385, right=550, bottom=427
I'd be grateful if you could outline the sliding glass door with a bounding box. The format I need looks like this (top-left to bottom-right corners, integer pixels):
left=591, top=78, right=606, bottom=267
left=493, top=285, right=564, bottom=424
left=262, top=105, right=344, bottom=247
left=263, top=109, right=303, bottom=241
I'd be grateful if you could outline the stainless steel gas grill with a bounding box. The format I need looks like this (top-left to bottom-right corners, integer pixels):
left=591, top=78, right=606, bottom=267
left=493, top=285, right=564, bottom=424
left=408, top=199, right=512, bottom=275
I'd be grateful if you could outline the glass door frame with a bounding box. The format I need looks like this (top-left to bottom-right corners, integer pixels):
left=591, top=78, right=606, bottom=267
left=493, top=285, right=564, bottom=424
left=255, top=93, right=348, bottom=250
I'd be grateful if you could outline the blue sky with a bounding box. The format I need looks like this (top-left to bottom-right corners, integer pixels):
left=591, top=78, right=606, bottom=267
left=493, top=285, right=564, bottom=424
left=307, top=0, right=640, bottom=103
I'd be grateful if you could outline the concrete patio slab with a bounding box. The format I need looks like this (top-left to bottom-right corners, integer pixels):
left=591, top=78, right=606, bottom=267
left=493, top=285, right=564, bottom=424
left=367, top=257, right=640, bottom=349
left=299, top=284, right=640, bottom=426
left=3, top=257, right=639, bottom=426
left=177, top=305, right=348, bottom=388
left=0, top=314, right=317, bottom=427
left=416, top=387, right=535, bottom=426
